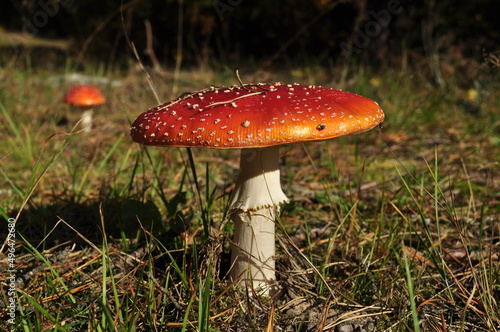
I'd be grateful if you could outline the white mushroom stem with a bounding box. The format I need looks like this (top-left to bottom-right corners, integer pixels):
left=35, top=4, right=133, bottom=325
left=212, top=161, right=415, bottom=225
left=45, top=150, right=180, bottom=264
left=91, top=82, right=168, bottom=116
left=80, top=109, right=94, bottom=133
left=228, top=146, right=289, bottom=294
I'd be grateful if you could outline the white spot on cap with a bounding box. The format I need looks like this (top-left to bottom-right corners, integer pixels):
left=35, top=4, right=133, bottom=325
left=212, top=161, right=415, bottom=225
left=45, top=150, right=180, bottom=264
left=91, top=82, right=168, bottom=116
left=242, top=120, right=250, bottom=127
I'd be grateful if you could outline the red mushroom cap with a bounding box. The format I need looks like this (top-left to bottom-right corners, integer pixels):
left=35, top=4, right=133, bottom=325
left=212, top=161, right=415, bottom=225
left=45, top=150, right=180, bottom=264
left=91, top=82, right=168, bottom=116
left=64, top=85, right=105, bottom=107
left=130, top=83, right=384, bottom=149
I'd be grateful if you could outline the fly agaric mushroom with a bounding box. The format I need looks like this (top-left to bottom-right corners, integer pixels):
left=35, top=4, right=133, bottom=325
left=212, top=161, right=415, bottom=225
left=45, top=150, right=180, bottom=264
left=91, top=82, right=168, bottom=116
left=130, top=83, right=384, bottom=295
left=64, top=85, right=105, bottom=133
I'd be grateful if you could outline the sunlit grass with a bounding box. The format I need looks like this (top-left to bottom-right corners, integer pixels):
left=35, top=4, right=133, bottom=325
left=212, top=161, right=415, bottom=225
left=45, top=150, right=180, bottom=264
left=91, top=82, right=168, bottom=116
left=0, top=59, right=498, bottom=331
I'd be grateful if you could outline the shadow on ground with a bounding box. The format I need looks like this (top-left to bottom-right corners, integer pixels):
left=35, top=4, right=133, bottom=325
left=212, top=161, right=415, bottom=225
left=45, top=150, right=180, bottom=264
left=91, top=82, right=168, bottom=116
left=11, top=197, right=165, bottom=248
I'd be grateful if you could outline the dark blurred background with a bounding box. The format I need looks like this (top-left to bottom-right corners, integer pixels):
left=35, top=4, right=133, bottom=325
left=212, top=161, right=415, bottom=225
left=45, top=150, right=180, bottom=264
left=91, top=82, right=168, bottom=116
left=2, top=0, right=499, bottom=74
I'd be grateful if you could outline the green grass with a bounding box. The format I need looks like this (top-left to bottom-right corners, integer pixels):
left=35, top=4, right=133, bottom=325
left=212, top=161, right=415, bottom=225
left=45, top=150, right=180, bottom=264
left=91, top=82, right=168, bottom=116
left=0, top=57, right=499, bottom=331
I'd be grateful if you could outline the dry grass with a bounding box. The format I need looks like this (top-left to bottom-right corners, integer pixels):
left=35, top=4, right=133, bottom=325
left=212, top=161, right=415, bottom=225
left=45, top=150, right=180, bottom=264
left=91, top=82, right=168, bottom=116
left=0, top=56, right=499, bottom=331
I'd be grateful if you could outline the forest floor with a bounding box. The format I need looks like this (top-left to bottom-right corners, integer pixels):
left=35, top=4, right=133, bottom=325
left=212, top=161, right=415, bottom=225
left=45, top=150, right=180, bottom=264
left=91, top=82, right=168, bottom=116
left=0, top=55, right=499, bottom=331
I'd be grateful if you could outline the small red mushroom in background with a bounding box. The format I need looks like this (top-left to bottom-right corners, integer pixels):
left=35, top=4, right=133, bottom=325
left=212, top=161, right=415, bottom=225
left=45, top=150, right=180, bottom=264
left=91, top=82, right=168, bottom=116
left=64, top=85, right=105, bottom=133
left=130, top=82, right=385, bottom=295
